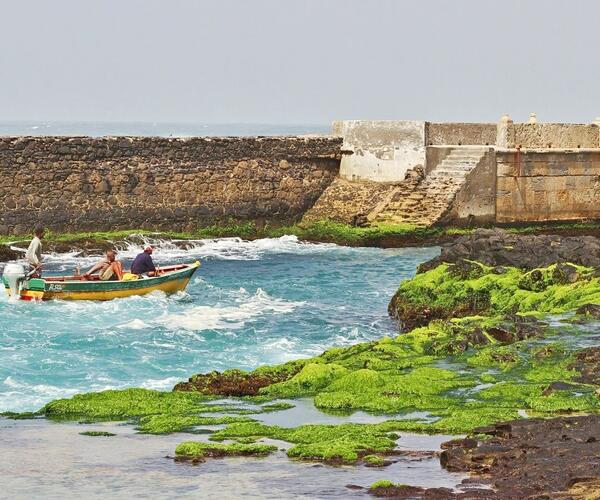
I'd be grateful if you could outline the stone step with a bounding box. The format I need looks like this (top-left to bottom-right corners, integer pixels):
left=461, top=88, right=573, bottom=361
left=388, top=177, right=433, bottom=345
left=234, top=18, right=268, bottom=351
left=371, top=147, right=488, bottom=227
left=443, top=155, right=481, bottom=161
left=436, top=166, right=474, bottom=173
left=440, top=159, right=478, bottom=165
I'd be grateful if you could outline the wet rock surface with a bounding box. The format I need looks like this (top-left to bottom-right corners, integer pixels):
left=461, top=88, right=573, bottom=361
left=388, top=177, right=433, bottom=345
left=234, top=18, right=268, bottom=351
left=173, top=369, right=298, bottom=396
left=576, top=303, right=600, bottom=319
left=570, top=347, right=600, bottom=386
left=440, top=415, right=600, bottom=498
left=373, top=413, right=600, bottom=498
left=420, top=228, right=600, bottom=272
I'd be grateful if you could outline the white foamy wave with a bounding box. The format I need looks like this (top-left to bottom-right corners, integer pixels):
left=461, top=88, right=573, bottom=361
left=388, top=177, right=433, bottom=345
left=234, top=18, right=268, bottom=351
left=259, top=338, right=304, bottom=363
left=1, top=376, right=80, bottom=412
left=2, top=235, right=338, bottom=276
left=117, top=319, right=151, bottom=330
left=154, top=288, right=304, bottom=332
left=139, top=377, right=182, bottom=391
left=112, top=234, right=338, bottom=262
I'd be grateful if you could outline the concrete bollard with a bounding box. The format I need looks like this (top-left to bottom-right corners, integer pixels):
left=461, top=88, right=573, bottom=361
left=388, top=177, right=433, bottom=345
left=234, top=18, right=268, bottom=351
left=496, top=114, right=513, bottom=148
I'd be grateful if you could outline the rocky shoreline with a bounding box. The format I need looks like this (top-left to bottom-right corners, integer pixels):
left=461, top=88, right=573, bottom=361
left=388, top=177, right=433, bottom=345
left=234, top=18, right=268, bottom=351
left=421, top=227, right=600, bottom=271
left=2, top=222, right=600, bottom=263
left=370, top=411, right=600, bottom=498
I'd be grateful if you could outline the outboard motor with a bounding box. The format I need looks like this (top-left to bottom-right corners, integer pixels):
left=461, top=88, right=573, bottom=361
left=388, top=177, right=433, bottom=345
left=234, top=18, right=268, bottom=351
left=3, top=263, right=26, bottom=301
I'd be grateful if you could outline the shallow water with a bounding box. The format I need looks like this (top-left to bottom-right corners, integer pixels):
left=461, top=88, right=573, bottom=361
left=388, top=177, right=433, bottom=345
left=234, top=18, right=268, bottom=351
left=0, top=236, right=439, bottom=413
left=0, top=417, right=467, bottom=499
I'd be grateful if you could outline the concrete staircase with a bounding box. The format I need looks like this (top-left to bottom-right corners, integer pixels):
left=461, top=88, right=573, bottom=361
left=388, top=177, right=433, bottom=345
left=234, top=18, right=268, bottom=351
left=371, top=147, right=489, bottom=226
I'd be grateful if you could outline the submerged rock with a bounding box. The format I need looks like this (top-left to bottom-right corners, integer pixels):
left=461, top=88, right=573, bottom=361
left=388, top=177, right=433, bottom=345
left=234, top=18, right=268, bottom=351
left=368, top=482, right=457, bottom=498
left=79, top=431, right=116, bottom=437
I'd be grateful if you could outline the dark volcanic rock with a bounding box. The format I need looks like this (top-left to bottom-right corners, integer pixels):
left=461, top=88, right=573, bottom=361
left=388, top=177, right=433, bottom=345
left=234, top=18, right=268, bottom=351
left=487, top=314, right=547, bottom=344
left=569, top=347, right=600, bottom=386
left=420, top=228, right=600, bottom=272
left=437, top=415, right=600, bottom=498
left=368, top=484, right=492, bottom=499
left=576, top=304, right=600, bottom=319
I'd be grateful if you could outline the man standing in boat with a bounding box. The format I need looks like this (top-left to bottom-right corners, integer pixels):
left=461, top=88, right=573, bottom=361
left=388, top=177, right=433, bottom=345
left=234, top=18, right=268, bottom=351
left=131, top=246, right=157, bottom=277
left=83, top=249, right=124, bottom=281
left=25, top=226, right=45, bottom=278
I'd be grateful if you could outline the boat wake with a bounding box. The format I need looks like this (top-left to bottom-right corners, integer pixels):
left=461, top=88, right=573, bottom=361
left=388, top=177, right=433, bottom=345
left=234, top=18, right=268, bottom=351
left=153, top=288, right=305, bottom=332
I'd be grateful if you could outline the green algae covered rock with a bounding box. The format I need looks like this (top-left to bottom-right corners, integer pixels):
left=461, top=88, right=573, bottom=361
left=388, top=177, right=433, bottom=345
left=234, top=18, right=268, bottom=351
left=207, top=421, right=402, bottom=463
left=42, top=388, right=215, bottom=420
left=137, top=414, right=254, bottom=434
left=175, top=441, right=277, bottom=461
left=262, top=363, right=349, bottom=397
left=363, top=454, right=386, bottom=466
left=389, top=262, right=600, bottom=331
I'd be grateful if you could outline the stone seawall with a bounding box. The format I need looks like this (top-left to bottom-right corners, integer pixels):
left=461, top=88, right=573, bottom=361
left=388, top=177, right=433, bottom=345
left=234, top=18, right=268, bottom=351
left=426, top=122, right=497, bottom=146
left=496, top=149, right=600, bottom=223
left=0, top=136, right=341, bottom=234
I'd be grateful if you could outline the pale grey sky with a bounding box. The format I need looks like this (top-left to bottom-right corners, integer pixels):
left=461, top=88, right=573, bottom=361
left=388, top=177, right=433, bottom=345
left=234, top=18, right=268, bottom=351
left=1, top=0, right=598, bottom=124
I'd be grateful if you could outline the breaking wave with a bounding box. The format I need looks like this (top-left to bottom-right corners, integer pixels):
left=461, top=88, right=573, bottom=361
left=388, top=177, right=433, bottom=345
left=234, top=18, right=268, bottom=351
left=154, top=288, right=304, bottom=332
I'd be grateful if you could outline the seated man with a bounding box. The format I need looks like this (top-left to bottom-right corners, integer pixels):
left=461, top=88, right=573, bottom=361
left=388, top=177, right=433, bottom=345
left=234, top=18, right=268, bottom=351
left=131, top=246, right=157, bottom=276
left=83, top=249, right=123, bottom=281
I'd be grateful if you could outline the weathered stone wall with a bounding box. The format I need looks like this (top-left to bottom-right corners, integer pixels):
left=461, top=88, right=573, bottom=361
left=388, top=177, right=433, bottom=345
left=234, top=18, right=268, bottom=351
left=333, top=120, right=426, bottom=182
left=0, top=136, right=341, bottom=234
left=446, top=148, right=497, bottom=225
left=496, top=149, right=600, bottom=223
left=425, top=146, right=453, bottom=175
left=507, top=124, right=599, bottom=149
left=426, top=123, right=497, bottom=146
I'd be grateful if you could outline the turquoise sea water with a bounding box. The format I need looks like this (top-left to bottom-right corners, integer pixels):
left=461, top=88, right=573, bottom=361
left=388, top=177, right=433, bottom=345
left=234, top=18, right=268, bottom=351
left=0, top=237, right=439, bottom=413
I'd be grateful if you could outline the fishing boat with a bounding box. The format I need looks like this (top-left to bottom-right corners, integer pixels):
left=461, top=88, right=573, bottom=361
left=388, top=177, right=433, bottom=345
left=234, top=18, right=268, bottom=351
left=2, top=261, right=200, bottom=301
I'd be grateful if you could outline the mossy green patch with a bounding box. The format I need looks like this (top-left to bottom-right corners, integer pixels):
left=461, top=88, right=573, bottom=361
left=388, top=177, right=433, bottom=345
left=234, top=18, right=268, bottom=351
left=390, top=263, right=600, bottom=329
left=136, top=415, right=254, bottom=434
left=363, top=454, right=386, bottom=466
left=313, top=366, right=476, bottom=414
left=262, top=363, right=349, bottom=398
left=370, top=480, right=398, bottom=489
left=42, top=388, right=217, bottom=420
left=260, top=402, right=295, bottom=412
left=175, top=441, right=277, bottom=460
left=207, top=421, right=402, bottom=463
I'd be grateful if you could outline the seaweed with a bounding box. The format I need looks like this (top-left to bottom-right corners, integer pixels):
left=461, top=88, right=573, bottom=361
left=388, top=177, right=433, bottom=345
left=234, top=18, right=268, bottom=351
left=175, top=441, right=277, bottom=461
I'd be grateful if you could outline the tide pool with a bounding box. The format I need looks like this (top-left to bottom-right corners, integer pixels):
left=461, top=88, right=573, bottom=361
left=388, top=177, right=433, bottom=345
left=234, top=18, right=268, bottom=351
left=0, top=236, right=439, bottom=412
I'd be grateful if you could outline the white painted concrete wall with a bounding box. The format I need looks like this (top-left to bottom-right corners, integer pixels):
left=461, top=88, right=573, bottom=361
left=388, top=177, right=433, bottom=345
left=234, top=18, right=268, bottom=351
left=333, top=120, right=426, bottom=182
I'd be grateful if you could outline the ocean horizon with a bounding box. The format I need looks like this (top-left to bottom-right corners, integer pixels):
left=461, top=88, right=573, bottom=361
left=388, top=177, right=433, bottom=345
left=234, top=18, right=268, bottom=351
left=0, top=121, right=331, bottom=138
